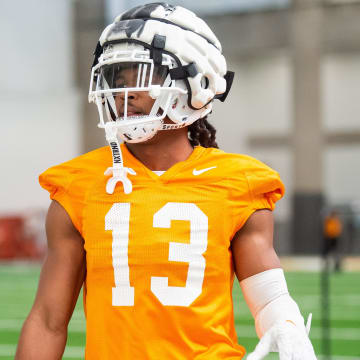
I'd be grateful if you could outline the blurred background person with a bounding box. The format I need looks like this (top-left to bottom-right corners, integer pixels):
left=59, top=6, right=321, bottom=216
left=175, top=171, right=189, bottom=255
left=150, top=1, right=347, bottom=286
left=323, top=210, right=343, bottom=272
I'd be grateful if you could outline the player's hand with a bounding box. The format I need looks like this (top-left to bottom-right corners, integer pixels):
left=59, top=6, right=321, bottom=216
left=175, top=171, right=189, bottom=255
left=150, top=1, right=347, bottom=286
left=247, top=315, right=316, bottom=360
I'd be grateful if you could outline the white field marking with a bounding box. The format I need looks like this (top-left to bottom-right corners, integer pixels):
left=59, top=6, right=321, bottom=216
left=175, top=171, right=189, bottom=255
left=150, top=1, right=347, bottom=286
left=0, top=305, right=85, bottom=315
left=237, top=295, right=360, bottom=307
left=0, top=345, right=359, bottom=360
left=0, top=344, right=84, bottom=358
left=261, top=355, right=360, bottom=360
left=236, top=325, right=360, bottom=341
left=294, top=294, right=360, bottom=307
left=317, top=357, right=360, bottom=360
left=0, top=319, right=85, bottom=332
left=234, top=308, right=360, bottom=321
left=0, top=310, right=85, bottom=322
left=0, top=345, right=16, bottom=357
left=238, top=294, right=360, bottom=301
left=63, top=345, right=85, bottom=358
left=71, top=309, right=85, bottom=319
left=0, top=283, right=35, bottom=289
left=68, top=321, right=86, bottom=332
left=1, top=320, right=359, bottom=340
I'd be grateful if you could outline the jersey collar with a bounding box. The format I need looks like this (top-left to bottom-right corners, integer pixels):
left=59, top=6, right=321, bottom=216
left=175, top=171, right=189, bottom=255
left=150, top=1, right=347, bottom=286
left=120, top=143, right=206, bottom=182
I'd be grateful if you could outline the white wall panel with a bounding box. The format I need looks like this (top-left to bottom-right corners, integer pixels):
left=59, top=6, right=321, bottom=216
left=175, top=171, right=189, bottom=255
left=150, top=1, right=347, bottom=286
left=0, top=0, right=74, bottom=94
left=324, top=145, right=360, bottom=204
left=322, top=53, right=360, bottom=131
left=0, top=94, right=81, bottom=213
left=0, top=0, right=81, bottom=213
left=214, top=55, right=292, bottom=154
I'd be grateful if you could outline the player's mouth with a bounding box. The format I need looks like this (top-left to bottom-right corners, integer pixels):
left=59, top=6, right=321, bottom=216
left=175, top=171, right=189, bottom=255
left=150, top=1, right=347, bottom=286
left=126, top=111, right=143, bottom=117
left=119, top=110, right=144, bottom=117
left=119, top=106, right=144, bottom=117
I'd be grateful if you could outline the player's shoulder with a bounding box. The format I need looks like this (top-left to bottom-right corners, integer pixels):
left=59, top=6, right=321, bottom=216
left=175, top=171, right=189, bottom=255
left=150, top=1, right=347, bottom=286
left=44, top=146, right=109, bottom=173
left=201, top=147, right=284, bottom=205
left=39, top=146, right=110, bottom=191
left=201, top=147, right=277, bottom=175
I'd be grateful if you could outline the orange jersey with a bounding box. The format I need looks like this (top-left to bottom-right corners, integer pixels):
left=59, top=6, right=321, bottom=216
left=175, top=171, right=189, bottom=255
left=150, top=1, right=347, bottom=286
left=39, top=144, right=284, bottom=360
left=324, top=216, right=342, bottom=238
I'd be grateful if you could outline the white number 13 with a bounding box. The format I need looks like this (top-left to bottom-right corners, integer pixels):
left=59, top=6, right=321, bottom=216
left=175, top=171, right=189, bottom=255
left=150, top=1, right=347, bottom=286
left=105, top=202, right=208, bottom=307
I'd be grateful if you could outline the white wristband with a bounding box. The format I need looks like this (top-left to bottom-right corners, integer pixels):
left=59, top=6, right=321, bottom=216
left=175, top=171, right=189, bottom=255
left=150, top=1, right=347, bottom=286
left=239, top=268, right=305, bottom=338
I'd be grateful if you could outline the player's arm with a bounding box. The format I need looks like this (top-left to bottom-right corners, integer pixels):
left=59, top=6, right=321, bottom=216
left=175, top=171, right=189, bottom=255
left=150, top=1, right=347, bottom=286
left=15, top=200, right=86, bottom=360
left=231, top=209, right=316, bottom=360
left=231, top=208, right=280, bottom=281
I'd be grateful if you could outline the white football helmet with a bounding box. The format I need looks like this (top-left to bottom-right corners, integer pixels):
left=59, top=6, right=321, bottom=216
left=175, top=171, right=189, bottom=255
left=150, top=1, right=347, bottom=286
left=89, top=2, right=234, bottom=143
left=88, top=2, right=234, bottom=195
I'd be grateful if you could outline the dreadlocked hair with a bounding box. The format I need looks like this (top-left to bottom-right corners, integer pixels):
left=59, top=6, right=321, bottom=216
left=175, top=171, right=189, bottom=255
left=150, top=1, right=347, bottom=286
left=188, top=116, right=218, bottom=148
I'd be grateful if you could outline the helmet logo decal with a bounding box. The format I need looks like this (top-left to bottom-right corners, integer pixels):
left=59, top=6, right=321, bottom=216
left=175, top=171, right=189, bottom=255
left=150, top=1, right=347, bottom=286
left=110, top=19, right=145, bottom=38
left=119, top=3, right=175, bottom=21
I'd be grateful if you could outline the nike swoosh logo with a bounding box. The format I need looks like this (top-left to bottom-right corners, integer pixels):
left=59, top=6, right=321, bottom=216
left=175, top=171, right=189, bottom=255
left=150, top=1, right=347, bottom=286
left=192, top=166, right=217, bottom=176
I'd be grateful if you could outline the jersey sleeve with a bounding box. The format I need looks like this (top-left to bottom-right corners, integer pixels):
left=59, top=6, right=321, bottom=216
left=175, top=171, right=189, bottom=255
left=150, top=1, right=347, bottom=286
left=229, top=156, right=285, bottom=234
left=244, top=163, right=284, bottom=211
left=39, top=164, right=86, bottom=234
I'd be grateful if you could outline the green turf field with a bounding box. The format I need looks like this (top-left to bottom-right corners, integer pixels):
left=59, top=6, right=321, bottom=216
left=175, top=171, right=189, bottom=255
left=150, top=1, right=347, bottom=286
left=0, top=264, right=359, bottom=359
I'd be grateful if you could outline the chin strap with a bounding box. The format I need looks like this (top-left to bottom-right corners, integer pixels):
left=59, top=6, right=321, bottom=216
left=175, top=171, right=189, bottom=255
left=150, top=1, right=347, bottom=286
left=104, top=123, right=136, bottom=194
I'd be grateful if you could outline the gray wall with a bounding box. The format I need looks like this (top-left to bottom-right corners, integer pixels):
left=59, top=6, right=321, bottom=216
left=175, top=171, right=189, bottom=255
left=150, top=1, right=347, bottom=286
left=0, top=0, right=81, bottom=212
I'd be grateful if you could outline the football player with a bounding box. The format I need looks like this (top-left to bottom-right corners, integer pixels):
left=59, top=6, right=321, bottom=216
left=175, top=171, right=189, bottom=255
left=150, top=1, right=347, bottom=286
left=15, top=3, right=317, bottom=359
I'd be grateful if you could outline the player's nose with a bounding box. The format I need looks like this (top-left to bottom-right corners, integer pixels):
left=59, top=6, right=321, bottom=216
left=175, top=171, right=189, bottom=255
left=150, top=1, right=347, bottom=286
left=119, top=91, right=140, bottom=101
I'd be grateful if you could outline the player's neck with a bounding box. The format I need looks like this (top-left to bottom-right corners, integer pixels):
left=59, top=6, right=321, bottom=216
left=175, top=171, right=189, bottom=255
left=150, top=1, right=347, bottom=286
left=125, top=129, right=194, bottom=171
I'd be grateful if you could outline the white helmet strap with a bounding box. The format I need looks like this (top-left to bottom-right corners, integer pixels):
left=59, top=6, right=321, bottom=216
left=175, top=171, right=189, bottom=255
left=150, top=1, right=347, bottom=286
left=104, top=123, right=136, bottom=195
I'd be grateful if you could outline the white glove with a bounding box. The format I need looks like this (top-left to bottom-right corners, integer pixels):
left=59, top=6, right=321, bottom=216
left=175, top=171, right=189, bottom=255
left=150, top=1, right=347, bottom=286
left=247, top=315, right=316, bottom=360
